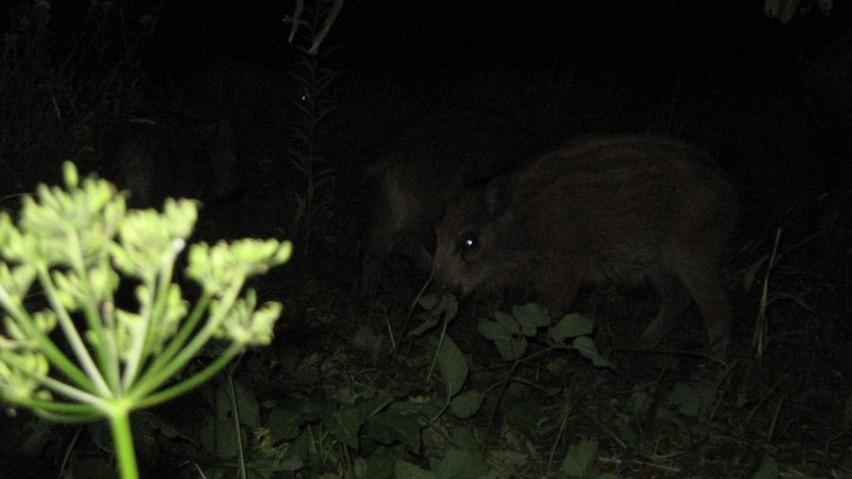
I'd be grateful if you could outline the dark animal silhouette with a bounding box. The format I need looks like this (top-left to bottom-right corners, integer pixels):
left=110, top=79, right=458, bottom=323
left=102, top=112, right=240, bottom=207
left=432, top=135, right=737, bottom=359
left=361, top=109, right=533, bottom=292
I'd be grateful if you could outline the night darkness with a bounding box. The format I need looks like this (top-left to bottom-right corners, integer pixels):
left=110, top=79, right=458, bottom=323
left=1, top=1, right=851, bottom=477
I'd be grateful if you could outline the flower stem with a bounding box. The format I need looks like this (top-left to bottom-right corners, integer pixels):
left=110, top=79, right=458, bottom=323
left=134, top=342, right=242, bottom=409
left=107, top=401, right=139, bottom=479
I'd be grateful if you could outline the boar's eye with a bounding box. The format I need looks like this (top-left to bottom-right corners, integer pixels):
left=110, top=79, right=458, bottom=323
left=457, top=235, right=477, bottom=259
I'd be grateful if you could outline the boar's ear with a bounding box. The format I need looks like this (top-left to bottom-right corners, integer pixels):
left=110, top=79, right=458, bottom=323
left=483, top=177, right=512, bottom=220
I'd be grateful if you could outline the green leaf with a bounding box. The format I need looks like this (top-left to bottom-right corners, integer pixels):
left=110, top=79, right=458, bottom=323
left=437, top=336, right=468, bottom=398
left=211, top=384, right=240, bottom=460
left=439, top=294, right=459, bottom=323
left=661, top=380, right=717, bottom=419
left=433, top=448, right=489, bottom=478
left=560, top=438, right=598, bottom=477
left=511, top=303, right=551, bottom=336
left=418, top=294, right=440, bottom=310
left=407, top=316, right=440, bottom=337
left=753, top=454, right=779, bottom=479
left=361, top=447, right=397, bottom=479
left=480, top=316, right=528, bottom=361
left=497, top=337, right=528, bottom=362
left=325, top=406, right=365, bottom=450
left=478, top=318, right=510, bottom=342
left=449, top=390, right=484, bottom=419
left=352, top=325, right=384, bottom=354
left=492, top=311, right=519, bottom=336
left=572, top=336, right=613, bottom=369
left=363, top=410, right=422, bottom=454
left=322, top=395, right=389, bottom=449
left=280, top=455, right=305, bottom=472
left=548, top=313, right=594, bottom=343
left=267, top=404, right=304, bottom=443
left=19, top=419, right=55, bottom=458
left=395, top=460, right=435, bottom=479
left=232, top=380, right=261, bottom=428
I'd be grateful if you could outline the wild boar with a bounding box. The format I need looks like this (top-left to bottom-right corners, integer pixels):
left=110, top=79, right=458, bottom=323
left=361, top=109, right=534, bottom=293
left=102, top=112, right=240, bottom=207
left=432, top=135, right=737, bottom=359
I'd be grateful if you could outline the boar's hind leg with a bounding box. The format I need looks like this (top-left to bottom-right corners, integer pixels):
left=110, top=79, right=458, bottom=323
left=680, top=264, right=731, bottom=360
left=647, top=260, right=730, bottom=361
left=641, top=270, right=693, bottom=350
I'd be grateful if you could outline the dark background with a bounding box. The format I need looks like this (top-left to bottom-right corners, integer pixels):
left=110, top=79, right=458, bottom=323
left=132, top=0, right=852, bottom=210
left=98, top=1, right=850, bottom=240
left=26, top=0, right=852, bottom=207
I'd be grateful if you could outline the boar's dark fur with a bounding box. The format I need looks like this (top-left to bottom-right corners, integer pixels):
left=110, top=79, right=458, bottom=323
left=432, top=135, right=737, bottom=359
left=361, top=109, right=533, bottom=293
left=102, top=112, right=240, bottom=207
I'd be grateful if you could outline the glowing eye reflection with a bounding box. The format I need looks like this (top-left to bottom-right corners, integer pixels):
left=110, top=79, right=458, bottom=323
left=460, top=237, right=476, bottom=254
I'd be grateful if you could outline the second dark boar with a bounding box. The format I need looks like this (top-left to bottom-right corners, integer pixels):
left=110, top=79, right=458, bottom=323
left=361, top=109, right=533, bottom=292
left=432, top=135, right=737, bottom=359
left=102, top=112, right=240, bottom=207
